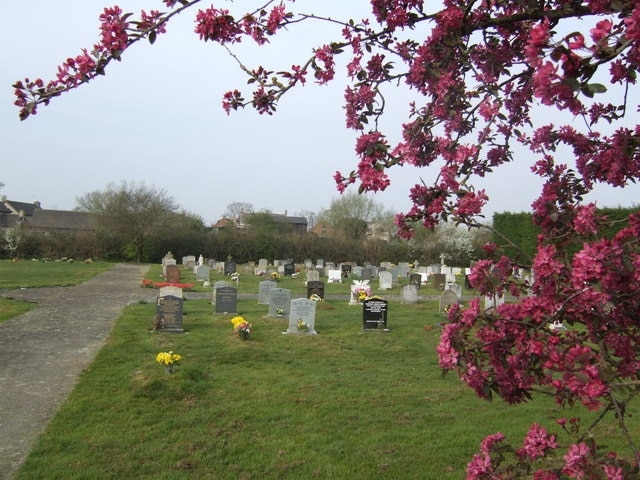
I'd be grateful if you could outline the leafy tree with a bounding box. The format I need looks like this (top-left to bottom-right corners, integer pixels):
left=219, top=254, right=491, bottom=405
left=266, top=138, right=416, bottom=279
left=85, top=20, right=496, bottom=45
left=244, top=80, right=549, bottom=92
left=15, top=1, right=640, bottom=476
left=76, top=181, right=178, bottom=263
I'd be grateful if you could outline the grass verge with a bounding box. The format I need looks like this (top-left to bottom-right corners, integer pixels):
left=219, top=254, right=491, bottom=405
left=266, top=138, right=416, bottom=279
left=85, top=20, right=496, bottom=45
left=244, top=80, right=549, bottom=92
left=15, top=296, right=635, bottom=480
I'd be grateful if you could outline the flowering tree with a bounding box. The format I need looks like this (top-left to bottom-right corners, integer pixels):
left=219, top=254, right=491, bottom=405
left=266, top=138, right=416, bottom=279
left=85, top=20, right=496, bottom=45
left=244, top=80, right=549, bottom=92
left=14, top=0, right=640, bottom=477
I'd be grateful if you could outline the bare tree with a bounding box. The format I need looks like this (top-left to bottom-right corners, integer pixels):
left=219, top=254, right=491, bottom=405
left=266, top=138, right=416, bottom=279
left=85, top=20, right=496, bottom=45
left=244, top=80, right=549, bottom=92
left=76, top=181, right=178, bottom=262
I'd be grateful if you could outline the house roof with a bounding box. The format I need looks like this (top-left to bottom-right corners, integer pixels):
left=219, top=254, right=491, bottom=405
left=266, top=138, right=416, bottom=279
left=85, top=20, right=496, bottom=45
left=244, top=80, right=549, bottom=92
left=1, top=200, right=41, bottom=216
left=28, top=209, right=95, bottom=232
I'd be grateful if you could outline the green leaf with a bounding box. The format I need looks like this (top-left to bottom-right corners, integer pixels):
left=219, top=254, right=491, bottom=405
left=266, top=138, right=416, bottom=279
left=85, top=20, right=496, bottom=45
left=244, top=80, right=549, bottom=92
left=148, top=31, right=157, bottom=45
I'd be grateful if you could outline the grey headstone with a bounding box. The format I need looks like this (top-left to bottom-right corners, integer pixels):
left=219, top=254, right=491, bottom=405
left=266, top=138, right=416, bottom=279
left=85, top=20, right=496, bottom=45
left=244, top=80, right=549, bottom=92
left=285, top=298, right=317, bottom=334
left=401, top=284, right=419, bottom=304
left=379, top=271, right=393, bottom=290
left=268, top=288, right=291, bottom=317
left=258, top=280, right=277, bottom=305
left=215, top=286, right=238, bottom=314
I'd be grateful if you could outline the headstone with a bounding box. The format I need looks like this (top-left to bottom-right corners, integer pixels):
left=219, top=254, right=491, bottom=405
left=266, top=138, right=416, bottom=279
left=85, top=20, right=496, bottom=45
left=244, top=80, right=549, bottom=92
left=431, top=273, right=446, bottom=290
left=156, top=288, right=184, bottom=332
left=284, top=263, right=295, bottom=277
left=401, top=284, right=419, bottom=304
left=258, top=280, right=277, bottom=305
left=397, top=263, right=410, bottom=278
left=360, top=267, right=372, bottom=280
left=162, top=258, right=177, bottom=276
left=159, top=285, right=183, bottom=298
left=362, top=298, right=389, bottom=330
left=304, top=259, right=313, bottom=269
left=285, top=298, right=317, bottom=334
left=195, top=265, right=210, bottom=281
left=268, top=288, right=291, bottom=317
left=306, top=270, right=320, bottom=283
left=379, top=271, right=393, bottom=290
left=259, top=258, right=268, bottom=268
left=484, top=294, right=505, bottom=311
left=186, top=255, right=196, bottom=269
left=306, top=280, right=325, bottom=300
left=439, top=289, right=459, bottom=315
left=316, top=259, right=324, bottom=268
left=211, top=280, right=230, bottom=304
left=165, top=264, right=181, bottom=284
left=353, top=266, right=363, bottom=278
left=341, top=264, right=352, bottom=279
left=409, top=273, right=422, bottom=289
left=214, top=286, right=238, bottom=314
left=224, top=260, right=236, bottom=276
left=328, top=269, right=342, bottom=283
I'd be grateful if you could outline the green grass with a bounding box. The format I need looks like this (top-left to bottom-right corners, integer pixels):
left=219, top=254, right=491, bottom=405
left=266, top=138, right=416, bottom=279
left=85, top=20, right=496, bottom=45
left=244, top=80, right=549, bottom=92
left=15, top=294, right=636, bottom=480
left=0, top=259, right=114, bottom=288
left=0, top=297, right=34, bottom=323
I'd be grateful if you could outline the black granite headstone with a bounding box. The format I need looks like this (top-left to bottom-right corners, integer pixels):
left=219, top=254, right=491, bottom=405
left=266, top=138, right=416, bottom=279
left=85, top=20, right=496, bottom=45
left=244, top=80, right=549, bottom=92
left=362, top=298, right=388, bottom=330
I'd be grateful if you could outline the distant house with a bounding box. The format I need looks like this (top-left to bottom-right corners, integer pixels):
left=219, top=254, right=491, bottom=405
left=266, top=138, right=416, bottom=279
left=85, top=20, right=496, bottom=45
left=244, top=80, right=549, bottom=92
left=269, top=211, right=307, bottom=234
left=310, top=222, right=333, bottom=238
left=213, top=211, right=308, bottom=234
left=0, top=200, right=95, bottom=234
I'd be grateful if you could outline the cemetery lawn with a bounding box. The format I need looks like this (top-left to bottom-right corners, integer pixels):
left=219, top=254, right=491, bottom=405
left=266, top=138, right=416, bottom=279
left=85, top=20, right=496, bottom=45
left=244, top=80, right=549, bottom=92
left=0, top=259, right=113, bottom=288
left=0, top=298, right=34, bottom=323
left=15, top=296, right=635, bottom=479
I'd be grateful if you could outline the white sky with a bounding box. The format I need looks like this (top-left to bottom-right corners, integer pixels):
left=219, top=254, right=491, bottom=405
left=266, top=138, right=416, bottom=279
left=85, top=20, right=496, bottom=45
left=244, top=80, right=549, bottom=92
left=1, top=1, right=638, bottom=225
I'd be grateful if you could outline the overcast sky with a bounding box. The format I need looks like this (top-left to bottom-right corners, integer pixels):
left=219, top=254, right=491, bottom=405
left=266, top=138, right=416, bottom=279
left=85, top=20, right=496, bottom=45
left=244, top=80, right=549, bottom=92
left=2, top=1, right=638, bottom=226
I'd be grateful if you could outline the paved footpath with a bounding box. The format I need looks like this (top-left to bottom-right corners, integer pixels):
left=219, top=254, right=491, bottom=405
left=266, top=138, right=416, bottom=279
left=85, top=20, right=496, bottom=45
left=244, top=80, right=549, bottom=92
left=0, top=263, right=150, bottom=480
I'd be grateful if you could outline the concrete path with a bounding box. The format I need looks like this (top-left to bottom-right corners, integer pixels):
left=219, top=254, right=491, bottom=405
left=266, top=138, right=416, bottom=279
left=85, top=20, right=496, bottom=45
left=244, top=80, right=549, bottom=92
left=0, top=263, right=150, bottom=480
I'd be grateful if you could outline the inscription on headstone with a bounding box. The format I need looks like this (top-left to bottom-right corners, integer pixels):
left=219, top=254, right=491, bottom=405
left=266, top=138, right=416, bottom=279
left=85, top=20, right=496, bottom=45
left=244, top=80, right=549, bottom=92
left=409, top=273, right=422, bottom=289
left=362, top=298, right=389, bottom=330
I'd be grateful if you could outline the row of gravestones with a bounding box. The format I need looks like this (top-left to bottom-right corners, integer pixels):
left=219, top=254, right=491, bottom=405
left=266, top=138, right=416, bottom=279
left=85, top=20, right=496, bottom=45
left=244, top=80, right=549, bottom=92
left=155, top=285, right=391, bottom=334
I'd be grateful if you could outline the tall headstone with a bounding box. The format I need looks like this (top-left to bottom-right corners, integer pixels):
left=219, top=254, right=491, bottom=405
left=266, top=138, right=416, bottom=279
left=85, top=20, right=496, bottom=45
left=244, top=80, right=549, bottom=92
left=268, top=288, right=291, bottom=317
left=409, top=273, right=422, bottom=289
left=224, top=260, right=236, bottom=276
left=379, top=271, right=393, bottom=290
left=214, top=286, right=238, bottom=314
left=258, top=280, right=277, bottom=305
left=362, top=298, right=389, bottom=330
left=285, top=298, right=317, bottom=334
